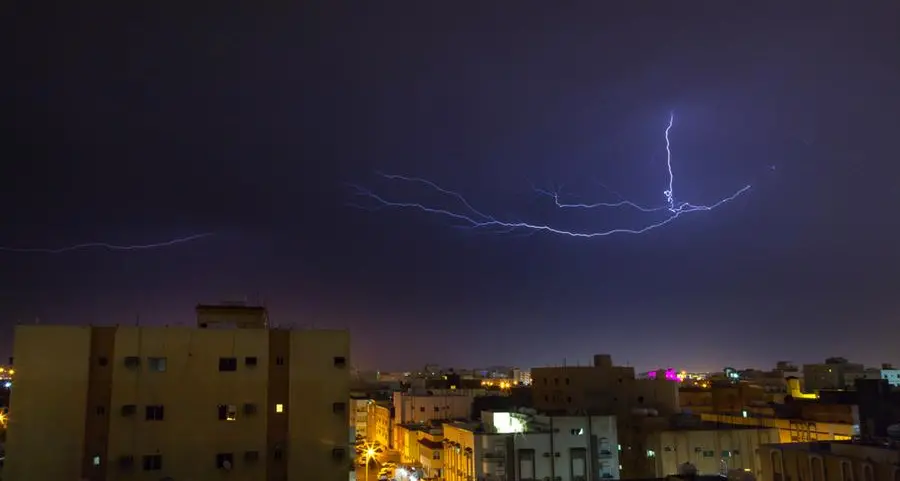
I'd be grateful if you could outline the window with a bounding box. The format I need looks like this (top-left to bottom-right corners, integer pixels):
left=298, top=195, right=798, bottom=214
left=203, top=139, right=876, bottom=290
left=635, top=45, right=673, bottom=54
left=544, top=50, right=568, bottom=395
left=218, top=404, right=238, bottom=421
left=702, top=450, right=714, bottom=457
left=96, top=406, right=106, bottom=415
left=276, top=356, right=285, bottom=366
left=245, top=356, right=258, bottom=367
left=145, top=405, right=165, bottom=421
left=216, top=453, right=234, bottom=469
left=243, top=403, right=257, bottom=415
left=121, top=404, right=137, bottom=416
left=433, top=451, right=441, bottom=460
left=141, top=454, right=162, bottom=471
left=92, top=455, right=101, bottom=467
left=218, top=357, right=237, bottom=371
left=118, top=455, right=134, bottom=469
left=433, top=406, right=440, bottom=412
left=148, top=357, right=167, bottom=372
left=420, top=407, right=425, bottom=412
left=571, top=428, right=584, bottom=435
left=124, top=356, right=141, bottom=368
left=565, top=378, right=570, bottom=385
left=333, top=356, right=346, bottom=368
left=332, top=448, right=345, bottom=461
left=273, top=448, right=284, bottom=460
left=244, top=451, right=260, bottom=462
left=333, top=402, right=346, bottom=414
left=98, top=356, right=108, bottom=366
left=275, top=403, right=285, bottom=413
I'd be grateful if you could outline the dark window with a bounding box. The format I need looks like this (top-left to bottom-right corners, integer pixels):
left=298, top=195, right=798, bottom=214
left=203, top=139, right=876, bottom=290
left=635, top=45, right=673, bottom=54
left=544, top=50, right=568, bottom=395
left=215, top=453, right=234, bottom=469
left=333, top=402, right=346, bottom=414
left=273, top=448, right=284, bottom=460
left=96, top=406, right=106, bottom=415
left=565, top=378, right=570, bottom=385
left=148, top=357, right=167, bottom=372
left=218, top=357, right=237, bottom=371
left=141, top=454, right=162, bottom=471
left=419, top=407, right=425, bottom=412
left=332, top=448, right=345, bottom=461
left=121, top=404, right=137, bottom=416
left=118, top=455, right=134, bottom=469
left=243, top=403, right=257, bottom=415
left=124, top=356, right=141, bottom=368
left=566, top=396, right=572, bottom=403
left=244, top=451, right=260, bottom=462
left=245, top=356, right=258, bottom=366
left=637, top=396, right=645, bottom=404
left=333, top=356, right=346, bottom=368
left=433, top=406, right=440, bottom=412
left=276, top=356, right=285, bottom=366
left=98, top=357, right=109, bottom=366
left=145, top=405, right=164, bottom=421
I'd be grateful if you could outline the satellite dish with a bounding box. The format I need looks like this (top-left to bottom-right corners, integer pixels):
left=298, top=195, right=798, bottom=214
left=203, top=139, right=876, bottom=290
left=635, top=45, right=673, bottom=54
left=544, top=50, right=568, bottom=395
left=678, top=462, right=698, bottom=476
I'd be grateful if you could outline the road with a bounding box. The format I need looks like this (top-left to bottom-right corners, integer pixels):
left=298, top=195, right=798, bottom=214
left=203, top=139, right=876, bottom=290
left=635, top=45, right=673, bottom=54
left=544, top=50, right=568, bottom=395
left=355, top=460, right=380, bottom=481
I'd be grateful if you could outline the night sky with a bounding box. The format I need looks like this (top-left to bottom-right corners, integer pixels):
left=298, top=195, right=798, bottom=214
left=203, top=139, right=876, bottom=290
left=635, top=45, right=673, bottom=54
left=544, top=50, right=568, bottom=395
left=3, top=3, right=900, bottom=372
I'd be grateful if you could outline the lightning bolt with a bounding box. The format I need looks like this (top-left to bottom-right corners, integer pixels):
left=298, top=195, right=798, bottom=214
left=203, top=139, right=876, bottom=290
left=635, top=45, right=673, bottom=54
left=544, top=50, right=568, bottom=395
left=350, top=112, right=751, bottom=238
left=0, top=232, right=215, bottom=254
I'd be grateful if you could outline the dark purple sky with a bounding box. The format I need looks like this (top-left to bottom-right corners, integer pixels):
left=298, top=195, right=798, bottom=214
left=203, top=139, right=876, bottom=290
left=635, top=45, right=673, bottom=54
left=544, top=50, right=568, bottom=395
left=3, top=3, right=899, bottom=372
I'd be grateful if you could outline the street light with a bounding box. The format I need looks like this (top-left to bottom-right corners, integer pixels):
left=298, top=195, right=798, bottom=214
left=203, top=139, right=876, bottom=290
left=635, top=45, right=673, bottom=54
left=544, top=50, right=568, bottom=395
left=364, top=446, right=377, bottom=481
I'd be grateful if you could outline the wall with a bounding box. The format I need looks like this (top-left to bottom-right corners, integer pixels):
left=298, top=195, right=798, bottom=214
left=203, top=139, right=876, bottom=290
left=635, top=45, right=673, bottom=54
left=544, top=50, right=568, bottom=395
left=648, top=427, right=779, bottom=477
left=760, top=443, right=900, bottom=481
left=698, top=413, right=855, bottom=443
left=393, top=392, right=473, bottom=424
left=4, top=325, right=92, bottom=481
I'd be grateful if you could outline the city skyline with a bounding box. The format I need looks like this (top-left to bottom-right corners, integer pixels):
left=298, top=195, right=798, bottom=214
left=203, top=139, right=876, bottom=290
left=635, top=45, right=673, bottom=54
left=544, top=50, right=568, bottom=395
left=4, top=3, right=900, bottom=371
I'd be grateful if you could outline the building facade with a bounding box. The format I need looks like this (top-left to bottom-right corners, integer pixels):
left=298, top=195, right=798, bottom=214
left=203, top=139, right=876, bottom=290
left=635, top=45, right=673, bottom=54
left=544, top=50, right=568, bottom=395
left=3, top=305, right=351, bottom=481
left=393, top=391, right=474, bottom=425
left=443, top=412, right=620, bottom=481
left=646, top=423, right=779, bottom=477
left=350, top=397, right=369, bottom=441
left=367, top=401, right=393, bottom=448
left=759, top=441, right=900, bottom=481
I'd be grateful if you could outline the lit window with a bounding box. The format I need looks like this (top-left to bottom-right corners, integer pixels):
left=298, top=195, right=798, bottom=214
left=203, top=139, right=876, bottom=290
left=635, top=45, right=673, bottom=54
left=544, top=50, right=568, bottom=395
left=647, top=450, right=656, bottom=458
left=93, top=455, right=101, bottom=466
left=275, top=403, right=284, bottom=413
left=217, top=404, right=238, bottom=421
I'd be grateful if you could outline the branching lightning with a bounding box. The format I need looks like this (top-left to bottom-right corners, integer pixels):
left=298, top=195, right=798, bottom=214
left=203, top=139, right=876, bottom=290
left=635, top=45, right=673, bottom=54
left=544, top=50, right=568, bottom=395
left=350, top=113, right=751, bottom=238
left=0, top=232, right=215, bottom=254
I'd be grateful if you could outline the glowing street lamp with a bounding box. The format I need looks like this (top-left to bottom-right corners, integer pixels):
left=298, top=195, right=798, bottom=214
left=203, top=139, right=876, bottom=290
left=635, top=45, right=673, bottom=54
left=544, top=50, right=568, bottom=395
left=364, top=446, right=377, bottom=481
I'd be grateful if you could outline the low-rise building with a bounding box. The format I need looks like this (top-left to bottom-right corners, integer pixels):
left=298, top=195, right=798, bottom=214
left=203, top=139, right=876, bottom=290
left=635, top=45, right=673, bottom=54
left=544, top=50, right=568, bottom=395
left=443, top=411, right=620, bottom=481
left=393, top=390, right=473, bottom=425
left=645, top=418, right=779, bottom=477
left=759, top=440, right=900, bottom=481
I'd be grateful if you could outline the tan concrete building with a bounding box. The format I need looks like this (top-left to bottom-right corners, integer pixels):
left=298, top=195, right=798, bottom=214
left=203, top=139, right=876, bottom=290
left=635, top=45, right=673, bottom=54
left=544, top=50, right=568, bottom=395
left=392, top=390, right=473, bottom=425
left=3, top=304, right=351, bottom=481
left=367, top=401, right=393, bottom=448
left=645, top=421, right=779, bottom=478
left=759, top=440, right=900, bottom=481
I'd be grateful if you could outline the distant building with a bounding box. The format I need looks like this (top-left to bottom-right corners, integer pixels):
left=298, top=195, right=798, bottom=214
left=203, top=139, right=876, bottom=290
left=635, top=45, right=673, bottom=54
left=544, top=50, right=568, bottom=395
left=803, top=358, right=866, bottom=391
left=392, top=390, right=473, bottom=425
left=880, top=368, right=900, bottom=387
left=532, top=354, right=679, bottom=476
left=3, top=305, right=351, bottom=481
left=443, top=411, right=620, bottom=481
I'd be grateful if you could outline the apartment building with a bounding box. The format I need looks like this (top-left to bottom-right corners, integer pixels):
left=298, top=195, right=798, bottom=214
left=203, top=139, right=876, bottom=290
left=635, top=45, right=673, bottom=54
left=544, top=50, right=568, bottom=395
left=3, top=304, right=351, bottom=481
left=443, top=411, right=620, bottom=481
left=350, top=396, right=369, bottom=440
left=367, top=401, right=393, bottom=448
left=645, top=420, right=779, bottom=477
